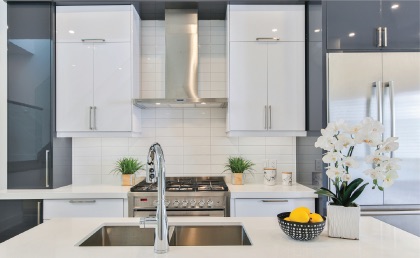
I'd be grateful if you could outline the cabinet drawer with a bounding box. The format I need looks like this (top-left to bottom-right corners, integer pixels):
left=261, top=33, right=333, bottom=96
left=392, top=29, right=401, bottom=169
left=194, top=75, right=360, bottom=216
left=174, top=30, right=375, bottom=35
left=56, top=6, right=131, bottom=43
left=233, top=198, right=315, bottom=217
left=43, top=199, right=124, bottom=219
left=229, top=5, right=305, bottom=42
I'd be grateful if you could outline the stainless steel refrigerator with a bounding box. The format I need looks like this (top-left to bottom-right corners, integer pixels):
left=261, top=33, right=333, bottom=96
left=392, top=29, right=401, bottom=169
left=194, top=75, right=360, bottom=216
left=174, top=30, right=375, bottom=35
left=327, top=52, right=420, bottom=236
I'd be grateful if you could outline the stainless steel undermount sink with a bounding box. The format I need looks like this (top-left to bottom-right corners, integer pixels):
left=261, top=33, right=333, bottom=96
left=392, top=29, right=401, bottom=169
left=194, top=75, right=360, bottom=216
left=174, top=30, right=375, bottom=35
left=78, top=225, right=251, bottom=247
left=79, top=226, right=158, bottom=246
left=169, top=225, right=251, bottom=246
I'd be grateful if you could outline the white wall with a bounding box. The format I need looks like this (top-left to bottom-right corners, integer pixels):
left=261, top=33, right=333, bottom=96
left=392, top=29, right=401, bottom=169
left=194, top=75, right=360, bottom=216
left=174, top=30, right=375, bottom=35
left=72, top=20, right=298, bottom=186
left=0, top=1, right=7, bottom=190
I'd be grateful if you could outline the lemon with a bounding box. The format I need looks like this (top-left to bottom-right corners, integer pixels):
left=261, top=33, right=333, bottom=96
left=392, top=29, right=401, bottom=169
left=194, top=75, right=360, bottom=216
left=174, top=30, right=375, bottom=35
left=283, top=217, right=291, bottom=221
left=289, top=210, right=310, bottom=223
left=292, top=206, right=311, bottom=215
left=309, top=213, right=324, bottom=223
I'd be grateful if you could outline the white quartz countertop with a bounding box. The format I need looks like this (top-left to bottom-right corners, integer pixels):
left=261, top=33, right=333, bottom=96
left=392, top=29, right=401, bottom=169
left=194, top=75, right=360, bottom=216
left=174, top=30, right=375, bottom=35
left=228, top=183, right=318, bottom=198
left=0, top=216, right=418, bottom=258
left=0, top=185, right=131, bottom=199
left=0, top=183, right=316, bottom=200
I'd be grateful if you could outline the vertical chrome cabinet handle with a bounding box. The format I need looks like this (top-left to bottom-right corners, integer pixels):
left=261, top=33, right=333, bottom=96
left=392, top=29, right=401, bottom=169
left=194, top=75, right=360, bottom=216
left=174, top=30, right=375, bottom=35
left=383, top=27, right=388, bottom=47
left=37, top=202, right=41, bottom=225
left=387, top=81, right=396, bottom=157
left=93, top=106, right=97, bottom=130
left=373, top=81, right=383, bottom=124
left=377, top=27, right=382, bottom=47
left=269, top=105, right=272, bottom=129
left=264, top=106, right=267, bottom=129
left=45, top=150, right=50, bottom=188
left=89, top=106, right=93, bottom=130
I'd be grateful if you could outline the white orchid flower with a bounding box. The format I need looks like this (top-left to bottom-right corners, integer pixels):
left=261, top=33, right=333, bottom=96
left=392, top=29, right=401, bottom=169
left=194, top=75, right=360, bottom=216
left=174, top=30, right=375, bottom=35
left=322, top=151, right=343, bottom=164
left=343, top=156, right=359, bottom=168
left=336, top=134, right=355, bottom=150
left=341, top=173, right=351, bottom=182
left=378, top=137, right=399, bottom=153
left=382, top=170, right=399, bottom=187
left=326, top=167, right=345, bottom=180
left=345, top=123, right=362, bottom=135
left=363, top=168, right=384, bottom=180
left=365, top=155, right=389, bottom=165
left=355, top=131, right=382, bottom=147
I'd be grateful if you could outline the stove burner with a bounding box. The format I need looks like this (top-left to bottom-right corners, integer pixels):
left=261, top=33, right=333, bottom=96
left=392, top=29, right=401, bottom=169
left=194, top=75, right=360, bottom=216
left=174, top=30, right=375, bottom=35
left=130, top=177, right=228, bottom=192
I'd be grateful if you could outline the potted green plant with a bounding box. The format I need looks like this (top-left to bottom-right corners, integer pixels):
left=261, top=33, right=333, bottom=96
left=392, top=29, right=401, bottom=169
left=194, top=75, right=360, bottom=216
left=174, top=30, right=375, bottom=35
left=224, top=156, right=255, bottom=185
left=112, top=157, right=144, bottom=186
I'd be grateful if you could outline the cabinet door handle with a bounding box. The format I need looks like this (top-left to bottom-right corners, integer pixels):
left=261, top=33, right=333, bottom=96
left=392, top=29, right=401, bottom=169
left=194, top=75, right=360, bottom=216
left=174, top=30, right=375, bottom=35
left=377, top=27, right=382, bottom=47
left=45, top=150, right=49, bottom=188
left=81, top=39, right=105, bottom=42
left=269, top=105, right=272, bottom=129
left=264, top=105, right=267, bottom=129
left=37, top=201, right=41, bottom=225
left=69, top=200, right=97, bottom=204
left=93, top=106, right=97, bottom=130
left=256, top=37, right=280, bottom=41
left=261, top=200, right=288, bottom=203
left=383, top=27, right=388, bottom=47
left=89, top=106, right=93, bottom=130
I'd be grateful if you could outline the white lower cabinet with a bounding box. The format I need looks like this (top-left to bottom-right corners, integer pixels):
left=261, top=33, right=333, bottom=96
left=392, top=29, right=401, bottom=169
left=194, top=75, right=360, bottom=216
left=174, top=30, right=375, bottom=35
left=230, top=198, right=315, bottom=217
left=43, top=199, right=124, bottom=220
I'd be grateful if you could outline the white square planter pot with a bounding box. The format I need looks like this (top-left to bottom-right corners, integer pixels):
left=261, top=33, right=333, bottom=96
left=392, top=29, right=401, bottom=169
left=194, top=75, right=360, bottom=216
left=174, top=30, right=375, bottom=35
left=327, top=202, right=360, bottom=240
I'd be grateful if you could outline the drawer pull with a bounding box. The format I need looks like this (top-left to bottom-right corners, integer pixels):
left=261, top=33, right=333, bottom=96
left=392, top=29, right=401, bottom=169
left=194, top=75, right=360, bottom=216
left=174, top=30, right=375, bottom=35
left=261, top=200, right=288, bottom=203
left=256, top=37, right=280, bottom=41
left=69, top=200, right=96, bottom=204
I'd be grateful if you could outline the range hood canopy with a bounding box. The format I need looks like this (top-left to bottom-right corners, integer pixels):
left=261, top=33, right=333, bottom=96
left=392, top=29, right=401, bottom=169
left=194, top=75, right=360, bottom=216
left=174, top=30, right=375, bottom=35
left=133, top=9, right=227, bottom=109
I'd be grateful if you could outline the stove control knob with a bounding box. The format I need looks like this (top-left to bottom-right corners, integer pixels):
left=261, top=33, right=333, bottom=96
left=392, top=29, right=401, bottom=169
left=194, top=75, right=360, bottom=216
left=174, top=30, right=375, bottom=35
left=164, top=200, right=170, bottom=207
left=173, top=200, right=180, bottom=208
left=198, top=200, right=205, bottom=208
left=207, top=200, right=214, bottom=208
left=152, top=200, right=158, bottom=207
left=182, top=200, right=188, bottom=208
left=190, top=200, right=197, bottom=207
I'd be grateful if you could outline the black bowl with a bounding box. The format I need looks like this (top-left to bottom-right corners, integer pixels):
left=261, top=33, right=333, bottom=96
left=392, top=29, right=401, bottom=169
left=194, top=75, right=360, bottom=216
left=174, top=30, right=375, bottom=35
left=277, top=212, right=326, bottom=241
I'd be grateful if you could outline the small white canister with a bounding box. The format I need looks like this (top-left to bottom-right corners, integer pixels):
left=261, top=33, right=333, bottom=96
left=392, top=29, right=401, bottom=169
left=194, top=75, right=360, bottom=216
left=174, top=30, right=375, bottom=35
left=263, top=168, right=277, bottom=186
left=282, top=172, right=292, bottom=186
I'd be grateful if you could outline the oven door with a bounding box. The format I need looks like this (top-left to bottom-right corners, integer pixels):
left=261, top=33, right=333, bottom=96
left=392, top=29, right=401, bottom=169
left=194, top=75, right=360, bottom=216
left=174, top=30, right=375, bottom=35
left=133, top=209, right=225, bottom=217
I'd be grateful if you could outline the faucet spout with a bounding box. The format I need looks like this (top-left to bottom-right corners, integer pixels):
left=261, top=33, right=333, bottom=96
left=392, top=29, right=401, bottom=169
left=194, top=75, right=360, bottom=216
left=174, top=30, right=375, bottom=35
left=147, top=143, right=169, bottom=254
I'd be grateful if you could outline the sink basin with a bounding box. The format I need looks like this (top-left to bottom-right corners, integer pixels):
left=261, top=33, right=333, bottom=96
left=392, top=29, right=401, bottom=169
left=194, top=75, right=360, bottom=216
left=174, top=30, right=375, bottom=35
left=79, top=226, right=157, bottom=246
left=169, top=225, right=251, bottom=246
left=78, top=225, right=251, bottom=246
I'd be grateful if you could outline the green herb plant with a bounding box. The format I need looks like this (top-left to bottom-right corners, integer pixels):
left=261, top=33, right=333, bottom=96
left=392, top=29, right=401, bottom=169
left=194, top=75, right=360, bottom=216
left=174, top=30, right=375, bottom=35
left=223, top=156, right=255, bottom=174
left=112, top=157, right=144, bottom=175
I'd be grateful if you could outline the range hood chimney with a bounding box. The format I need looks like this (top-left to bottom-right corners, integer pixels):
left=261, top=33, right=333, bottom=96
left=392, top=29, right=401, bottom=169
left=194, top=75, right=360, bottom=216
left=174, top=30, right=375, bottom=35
left=133, top=9, right=227, bottom=109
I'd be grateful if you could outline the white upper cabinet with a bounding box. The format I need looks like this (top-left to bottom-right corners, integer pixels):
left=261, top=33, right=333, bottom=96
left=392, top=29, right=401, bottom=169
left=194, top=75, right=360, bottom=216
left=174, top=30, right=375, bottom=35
left=227, top=5, right=306, bottom=136
left=56, top=6, right=131, bottom=43
left=56, top=5, right=141, bottom=137
left=229, top=5, right=305, bottom=42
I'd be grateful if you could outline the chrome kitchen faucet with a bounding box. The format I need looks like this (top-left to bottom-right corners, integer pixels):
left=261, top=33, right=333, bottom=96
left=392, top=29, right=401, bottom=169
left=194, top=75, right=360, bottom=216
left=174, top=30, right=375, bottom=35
left=146, top=143, right=169, bottom=253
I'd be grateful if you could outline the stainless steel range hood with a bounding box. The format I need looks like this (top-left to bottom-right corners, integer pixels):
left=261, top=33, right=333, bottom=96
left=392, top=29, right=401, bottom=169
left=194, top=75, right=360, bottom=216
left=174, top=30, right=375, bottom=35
left=133, top=9, right=227, bottom=109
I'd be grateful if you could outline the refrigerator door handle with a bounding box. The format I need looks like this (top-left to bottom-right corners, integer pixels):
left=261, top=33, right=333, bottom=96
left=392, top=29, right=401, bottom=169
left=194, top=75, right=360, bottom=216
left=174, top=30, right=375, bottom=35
left=264, top=105, right=267, bottom=129
left=386, top=81, right=396, bottom=157
left=373, top=81, right=383, bottom=124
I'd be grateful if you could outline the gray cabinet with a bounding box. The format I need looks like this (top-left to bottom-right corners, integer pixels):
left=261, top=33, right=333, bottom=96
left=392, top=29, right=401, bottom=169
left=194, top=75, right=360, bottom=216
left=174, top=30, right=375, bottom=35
left=0, top=200, right=42, bottom=243
left=326, top=1, right=420, bottom=50
left=7, top=3, right=72, bottom=189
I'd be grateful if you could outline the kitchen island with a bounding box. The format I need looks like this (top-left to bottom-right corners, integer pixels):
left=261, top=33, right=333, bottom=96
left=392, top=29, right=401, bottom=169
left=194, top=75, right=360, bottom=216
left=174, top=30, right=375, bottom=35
left=0, top=216, right=418, bottom=258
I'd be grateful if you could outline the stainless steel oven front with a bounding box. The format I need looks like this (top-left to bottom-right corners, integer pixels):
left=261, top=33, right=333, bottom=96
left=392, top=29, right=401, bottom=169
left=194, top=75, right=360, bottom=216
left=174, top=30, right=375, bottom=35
left=128, top=191, right=229, bottom=217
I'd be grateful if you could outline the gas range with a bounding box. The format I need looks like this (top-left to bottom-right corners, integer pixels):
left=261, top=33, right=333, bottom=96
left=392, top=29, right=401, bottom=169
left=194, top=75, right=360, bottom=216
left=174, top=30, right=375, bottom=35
left=128, top=177, right=229, bottom=217
left=130, top=176, right=229, bottom=192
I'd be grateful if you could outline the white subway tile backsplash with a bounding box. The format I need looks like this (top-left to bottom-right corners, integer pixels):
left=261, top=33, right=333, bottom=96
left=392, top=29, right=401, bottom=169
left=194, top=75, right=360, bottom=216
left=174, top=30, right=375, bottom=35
left=184, top=146, right=211, bottom=155
left=183, top=119, right=210, bottom=128
left=71, top=21, right=299, bottom=185
left=183, top=137, right=211, bottom=146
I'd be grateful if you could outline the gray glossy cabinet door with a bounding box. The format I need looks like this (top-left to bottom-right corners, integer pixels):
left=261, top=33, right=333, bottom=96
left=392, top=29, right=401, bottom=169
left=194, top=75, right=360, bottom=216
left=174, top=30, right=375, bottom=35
left=327, top=1, right=381, bottom=50
left=0, top=200, right=42, bottom=243
left=381, top=1, right=420, bottom=50
left=327, top=1, right=420, bottom=50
